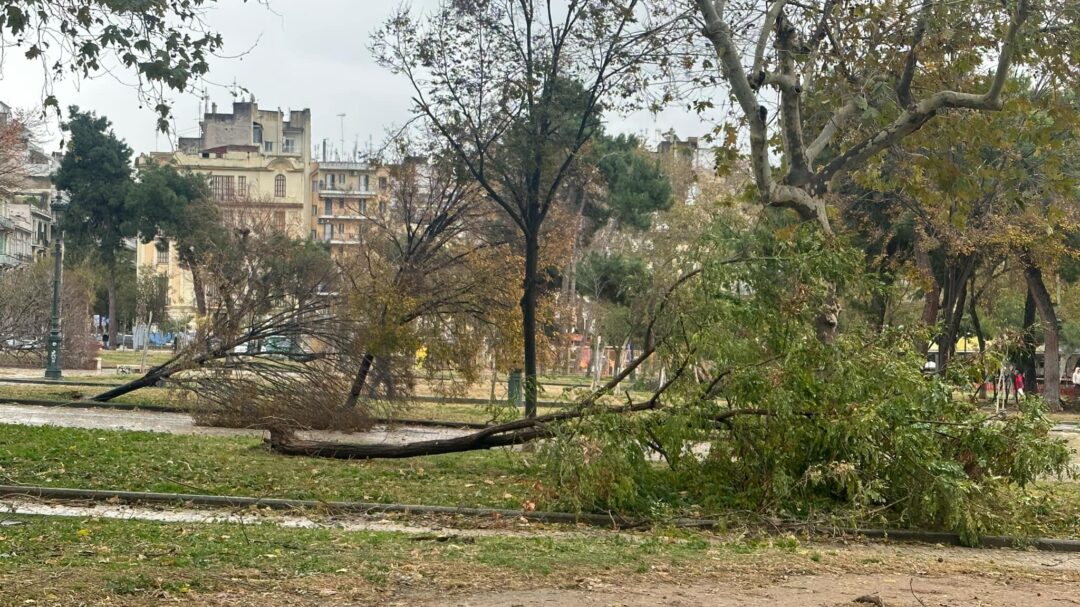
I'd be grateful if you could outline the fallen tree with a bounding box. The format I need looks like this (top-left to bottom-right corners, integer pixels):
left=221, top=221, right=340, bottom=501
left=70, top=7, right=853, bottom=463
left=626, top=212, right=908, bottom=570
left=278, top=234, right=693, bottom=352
left=268, top=346, right=681, bottom=458
left=267, top=269, right=702, bottom=458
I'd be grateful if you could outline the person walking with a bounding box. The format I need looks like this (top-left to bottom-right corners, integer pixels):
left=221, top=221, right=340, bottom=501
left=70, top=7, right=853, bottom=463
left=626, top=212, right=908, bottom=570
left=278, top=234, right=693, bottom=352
left=1013, top=370, right=1025, bottom=402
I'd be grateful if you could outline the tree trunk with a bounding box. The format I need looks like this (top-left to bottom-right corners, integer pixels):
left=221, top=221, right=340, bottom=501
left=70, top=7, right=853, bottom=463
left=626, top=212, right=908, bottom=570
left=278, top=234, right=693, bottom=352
left=92, top=361, right=176, bottom=401
left=269, top=346, right=665, bottom=460
left=522, top=230, right=539, bottom=418
left=190, top=264, right=207, bottom=316
left=1024, top=260, right=1061, bottom=410
left=914, top=236, right=940, bottom=357
left=107, top=269, right=118, bottom=350
left=591, top=333, right=603, bottom=389
left=343, top=353, right=375, bottom=409
left=968, top=276, right=988, bottom=400
left=1020, top=289, right=1037, bottom=392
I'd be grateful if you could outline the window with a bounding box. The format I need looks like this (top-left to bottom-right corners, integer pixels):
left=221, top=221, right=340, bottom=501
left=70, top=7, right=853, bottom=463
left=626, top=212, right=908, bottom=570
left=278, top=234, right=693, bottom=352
left=358, top=199, right=368, bottom=214
left=253, top=123, right=263, bottom=144
left=264, top=141, right=274, bottom=153
left=378, top=176, right=388, bottom=190
left=155, top=246, right=169, bottom=265
left=210, top=175, right=235, bottom=201
left=362, top=175, right=370, bottom=191
left=237, top=176, right=247, bottom=199
left=338, top=199, right=345, bottom=211
left=274, top=174, right=286, bottom=198
left=323, top=223, right=332, bottom=241
left=324, top=199, right=332, bottom=215
left=283, top=138, right=296, bottom=154
left=378, top=200, right=387, bottom=215
left=337, top=223, right=345, bottom=235
left=274, top=211, right=286, bottom=229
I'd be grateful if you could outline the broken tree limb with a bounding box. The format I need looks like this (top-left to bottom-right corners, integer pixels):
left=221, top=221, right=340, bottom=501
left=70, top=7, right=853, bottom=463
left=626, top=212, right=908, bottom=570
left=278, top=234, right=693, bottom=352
left=268, top=355, right=689, bottom=460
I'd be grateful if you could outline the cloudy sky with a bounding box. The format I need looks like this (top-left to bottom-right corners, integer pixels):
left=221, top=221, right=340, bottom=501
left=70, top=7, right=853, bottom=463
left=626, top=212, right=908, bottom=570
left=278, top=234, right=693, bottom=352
left=1, top=1, right=703, bottom=159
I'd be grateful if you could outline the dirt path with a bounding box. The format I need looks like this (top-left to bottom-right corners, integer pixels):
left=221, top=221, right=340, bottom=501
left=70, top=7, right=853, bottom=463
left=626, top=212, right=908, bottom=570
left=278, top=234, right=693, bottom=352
left=411, top=574, right=1080, bottom=606
left=0, top=402, right=470, bottom=443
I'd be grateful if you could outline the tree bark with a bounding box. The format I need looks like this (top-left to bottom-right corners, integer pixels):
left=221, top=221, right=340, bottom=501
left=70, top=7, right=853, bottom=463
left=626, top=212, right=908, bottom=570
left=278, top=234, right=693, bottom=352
left=522, top=229, right=539, bottom=418
left=107, top=269, right=118, bottom=350
left=343, top=353, right=375, bottom=409
left=269, top=346, right=668, bottom=460
left=1020, top=289, right=1037, bottom=392
left=190, top=264, right=207, bottom=316
left=1024, top=260, right=1061, bottom=410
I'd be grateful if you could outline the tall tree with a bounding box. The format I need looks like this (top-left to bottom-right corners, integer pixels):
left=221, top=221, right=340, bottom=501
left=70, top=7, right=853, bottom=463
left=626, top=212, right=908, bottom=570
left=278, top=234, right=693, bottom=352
left=686, top=0, right=1078, bottom=340
left=128, top=162, right=224, bottom=316
left=53, top=107, right=133, bottom=349
left=373, top=0, right=671, bottom=417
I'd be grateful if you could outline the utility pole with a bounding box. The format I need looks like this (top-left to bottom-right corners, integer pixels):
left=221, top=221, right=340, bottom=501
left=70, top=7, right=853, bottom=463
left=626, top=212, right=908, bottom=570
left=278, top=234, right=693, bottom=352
left=44, top=195, right=68, bottom=380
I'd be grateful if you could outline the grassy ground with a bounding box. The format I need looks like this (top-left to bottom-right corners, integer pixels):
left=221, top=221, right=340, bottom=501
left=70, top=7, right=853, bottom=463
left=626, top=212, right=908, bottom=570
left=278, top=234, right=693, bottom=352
left=0, top=382, right=566, bottom=423
left=0, top=383, right=188, bottom=409
left=0, top=514, right=764, bottom=605
left=1, top=423, right=1078, bottom=535
left=98, top=349, right=175, bottom=367
left=0, top=424, right=534, bottom=508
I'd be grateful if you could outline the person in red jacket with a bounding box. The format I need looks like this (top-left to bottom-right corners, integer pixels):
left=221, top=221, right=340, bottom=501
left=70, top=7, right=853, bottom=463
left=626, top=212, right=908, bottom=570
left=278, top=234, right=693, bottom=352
left=1013, top=370, right=1025, bottom=401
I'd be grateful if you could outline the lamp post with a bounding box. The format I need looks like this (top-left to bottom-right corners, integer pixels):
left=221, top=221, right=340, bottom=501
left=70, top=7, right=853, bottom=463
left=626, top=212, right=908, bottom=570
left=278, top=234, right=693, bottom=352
left=44, top=194, right=67, bottom=380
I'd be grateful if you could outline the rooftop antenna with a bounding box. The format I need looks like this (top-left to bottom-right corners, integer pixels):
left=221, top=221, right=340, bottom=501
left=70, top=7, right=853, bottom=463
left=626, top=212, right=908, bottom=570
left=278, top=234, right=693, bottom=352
left=337, top=113, right=346, bottom=161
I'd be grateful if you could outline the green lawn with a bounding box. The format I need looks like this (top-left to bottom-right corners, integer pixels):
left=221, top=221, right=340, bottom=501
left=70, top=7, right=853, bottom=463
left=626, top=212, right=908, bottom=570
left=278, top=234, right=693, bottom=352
left=99, top=349, right=175, bottom=367
left=0, top=424, right=534, bottom=508
left=0, top=514, right=750, bottom=605
left=0, top=383, right=189, bottom=409
left=0, top=382, right=566, bottom=422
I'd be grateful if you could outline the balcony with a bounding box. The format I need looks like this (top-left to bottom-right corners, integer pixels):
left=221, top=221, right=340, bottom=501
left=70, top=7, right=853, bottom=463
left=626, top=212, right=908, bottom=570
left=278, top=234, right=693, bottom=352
left=316, top=182, right=376, bottom=197
left=317, top=214, right=368, bottom=222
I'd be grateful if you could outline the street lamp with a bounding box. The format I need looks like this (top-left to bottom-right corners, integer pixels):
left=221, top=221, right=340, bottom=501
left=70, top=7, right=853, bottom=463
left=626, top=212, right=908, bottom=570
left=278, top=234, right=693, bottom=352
left=44, top=193, right=67, bottom=380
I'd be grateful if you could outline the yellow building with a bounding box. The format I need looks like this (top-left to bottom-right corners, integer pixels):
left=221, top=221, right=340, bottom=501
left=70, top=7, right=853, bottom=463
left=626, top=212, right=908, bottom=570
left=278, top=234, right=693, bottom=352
left=136, top=100, right=313, bottom=319
left=310, top=161, right=391, bottom=256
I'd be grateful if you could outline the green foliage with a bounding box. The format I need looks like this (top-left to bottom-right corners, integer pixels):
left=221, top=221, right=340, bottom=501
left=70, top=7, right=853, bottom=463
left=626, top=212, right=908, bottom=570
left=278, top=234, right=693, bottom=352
left=576, top=251, right=650, bottom=306
left=540, top=224, right=1072, bottom=541
left=592, top=134, right=673, bottom=231
left=2, top=0, right=225, bottom=130
left=54, top=106, right=134, bottom=269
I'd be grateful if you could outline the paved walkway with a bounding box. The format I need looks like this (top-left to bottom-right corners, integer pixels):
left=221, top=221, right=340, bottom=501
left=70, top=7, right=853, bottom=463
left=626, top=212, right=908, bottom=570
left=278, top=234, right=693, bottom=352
left=0, top=403, right=471, bottom=443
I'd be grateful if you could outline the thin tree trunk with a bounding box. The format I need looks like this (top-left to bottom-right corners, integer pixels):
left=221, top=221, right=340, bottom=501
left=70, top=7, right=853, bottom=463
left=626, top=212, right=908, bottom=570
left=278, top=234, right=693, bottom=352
left=1020, top=288, right=1037, bottom=392
left=914, top=235, right=940, bottom=357
left=968, top=275, right=988, bottom=400
left=190, top=264, right=207, bottom=316
left=522, top=230, right=539, bottom=418
left=1024, top=259, right=1061, bottom=410
left=343, top=353, right=375, bottom=409
left=596, top=330, right=604, bottom=386
left=107, top=270, right=118, bottom=350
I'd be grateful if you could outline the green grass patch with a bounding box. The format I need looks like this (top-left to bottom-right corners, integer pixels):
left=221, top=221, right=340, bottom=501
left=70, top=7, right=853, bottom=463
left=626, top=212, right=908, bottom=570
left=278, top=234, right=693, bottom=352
left=0, top=423, right=534, bottom=508
left=0, top=514, right=733, bottom=603
left=0, top=383, right=187, bottom=409
left=99, top=350, right=175, bottom=367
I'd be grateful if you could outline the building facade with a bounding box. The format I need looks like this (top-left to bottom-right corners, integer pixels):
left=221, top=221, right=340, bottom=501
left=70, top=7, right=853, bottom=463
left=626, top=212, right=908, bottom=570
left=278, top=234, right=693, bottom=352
left=310, top=161, right=391, bottom=256
left=137, top=100, right=313, bottom=318
left=0, top=101, right=57, bottom=268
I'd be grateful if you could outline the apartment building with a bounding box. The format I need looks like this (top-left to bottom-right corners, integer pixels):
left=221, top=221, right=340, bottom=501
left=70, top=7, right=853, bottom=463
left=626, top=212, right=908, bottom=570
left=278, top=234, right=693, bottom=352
left=137, top=100, right=313, bottom=318
left=310, top=161, right=391, bottom=256
left=0, top=100, right=57, bottom=267
left=0, top=199, right=32, bottom=267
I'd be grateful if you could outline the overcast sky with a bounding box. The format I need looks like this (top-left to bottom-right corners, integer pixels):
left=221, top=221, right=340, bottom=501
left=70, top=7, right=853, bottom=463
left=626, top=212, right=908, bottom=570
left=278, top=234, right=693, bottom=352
left=0, top=1, right=704, bottom=159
